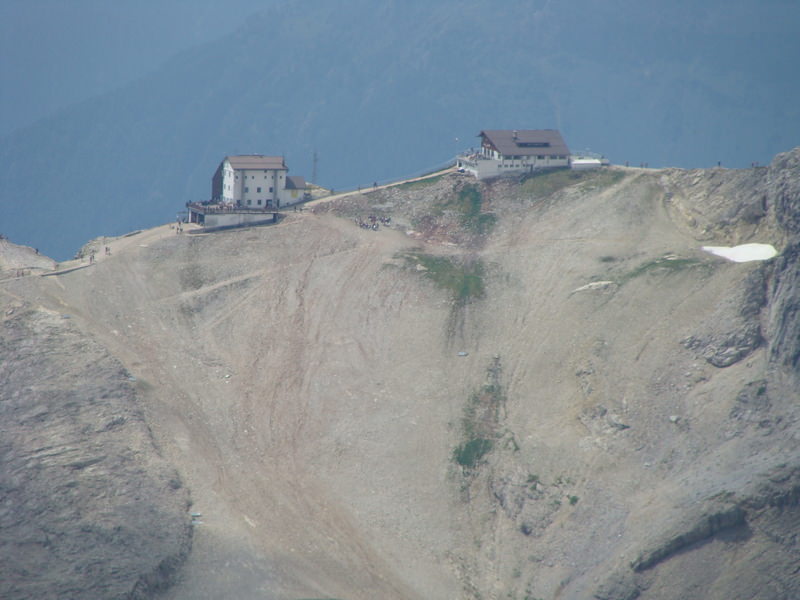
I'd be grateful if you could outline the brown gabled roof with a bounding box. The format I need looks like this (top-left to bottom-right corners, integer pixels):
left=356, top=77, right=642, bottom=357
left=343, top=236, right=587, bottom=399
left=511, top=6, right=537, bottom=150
left=225, top=155, right=286, bottom=170
left=285, top=175, right=307, bottom=190
left=479, top=130, right=569, bottom=157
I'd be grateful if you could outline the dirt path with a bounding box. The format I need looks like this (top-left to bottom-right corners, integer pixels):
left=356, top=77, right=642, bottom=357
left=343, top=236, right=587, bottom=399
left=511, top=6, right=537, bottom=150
left=302, top=166, right=455, bottom=209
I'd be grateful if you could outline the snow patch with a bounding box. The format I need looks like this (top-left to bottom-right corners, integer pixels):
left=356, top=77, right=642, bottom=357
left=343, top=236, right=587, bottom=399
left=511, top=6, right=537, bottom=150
left=701, top=243, right=777, bottom=263
left=571, top=281, right=617, bottom=294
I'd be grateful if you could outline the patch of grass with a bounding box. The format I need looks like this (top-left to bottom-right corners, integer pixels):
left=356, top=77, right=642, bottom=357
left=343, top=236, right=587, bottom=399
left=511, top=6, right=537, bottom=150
left=519, top=168, right=579, bottom=197
left=401, top=251, right=485, bottom=305
left=435, top=183, right=496, bottom=235
left=588, top=169, right=625, bottom=189
left=618, top=256, right=711, bottom=284
left=454, top=357, right=505, bottom=471
left=454, top=438, right=494, bottom=468
left=397, top=173, right=445, bottom=190
left=519, top=167, right=624, bottom=198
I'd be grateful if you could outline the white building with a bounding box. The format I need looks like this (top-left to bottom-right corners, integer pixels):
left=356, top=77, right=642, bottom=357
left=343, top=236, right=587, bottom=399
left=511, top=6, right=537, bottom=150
left=211, top=155, right=308, bottom=208
left=457, top=130, right=570, bottom=179
left=188, top=155, right=309, bottom=228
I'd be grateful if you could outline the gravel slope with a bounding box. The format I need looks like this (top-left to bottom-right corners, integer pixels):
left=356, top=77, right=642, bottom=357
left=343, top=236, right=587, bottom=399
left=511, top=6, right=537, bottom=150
left=2, top=152, right=798, bottom=599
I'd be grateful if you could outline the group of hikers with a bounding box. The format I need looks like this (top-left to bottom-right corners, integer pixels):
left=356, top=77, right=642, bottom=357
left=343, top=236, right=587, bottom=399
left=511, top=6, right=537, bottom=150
left=86, top=246, right=111, bottom=264
left=354, top=214, right=391, bottom=231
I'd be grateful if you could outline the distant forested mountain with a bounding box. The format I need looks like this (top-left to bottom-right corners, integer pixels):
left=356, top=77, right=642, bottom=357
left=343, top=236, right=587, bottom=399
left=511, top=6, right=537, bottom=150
left=2, top=0, right=799, bottom=259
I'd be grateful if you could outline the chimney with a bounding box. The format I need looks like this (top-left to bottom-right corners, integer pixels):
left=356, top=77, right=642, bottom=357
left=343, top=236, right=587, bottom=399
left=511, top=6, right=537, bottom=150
left=512, top=130, right=518, bottom=140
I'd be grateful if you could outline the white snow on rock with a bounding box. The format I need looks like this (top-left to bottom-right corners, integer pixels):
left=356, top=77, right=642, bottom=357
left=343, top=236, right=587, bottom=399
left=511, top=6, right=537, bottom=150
left=570, top=281, right=617, bottom=295
left=701, top=243, right=778, bottom=263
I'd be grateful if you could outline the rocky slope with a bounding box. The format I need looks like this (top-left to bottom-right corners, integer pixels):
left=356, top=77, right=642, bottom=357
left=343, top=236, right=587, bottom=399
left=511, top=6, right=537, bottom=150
left=0, top=304, right=191, bottom=599
left=1, top=149, right=798, bottom=599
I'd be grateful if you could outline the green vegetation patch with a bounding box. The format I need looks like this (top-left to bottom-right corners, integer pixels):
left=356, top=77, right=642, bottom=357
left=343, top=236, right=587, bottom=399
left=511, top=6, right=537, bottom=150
left=401, top=250, right=485, bottom=305
left=453, top=437, right=494, bottom=468
left=453, top=357, right=505, bottom=470
left=619, top=256, right=711, bottom=284
left=443, top=183, right=497, bottom=235
left=397, top=173, right=445, bottom=190
left=519, top=167, right=624, bottom=199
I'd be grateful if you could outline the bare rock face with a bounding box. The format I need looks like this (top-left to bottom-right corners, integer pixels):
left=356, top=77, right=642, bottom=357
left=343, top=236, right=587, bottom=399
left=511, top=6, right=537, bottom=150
left=0, top=306, right=191, bottom=600
left=768, top=148, right=800, bottom=237
left=764, top=149, right=800, bottom=371
left=767, top=241, right=800, bottom=370
left=681, top=266, right=768, bottom=367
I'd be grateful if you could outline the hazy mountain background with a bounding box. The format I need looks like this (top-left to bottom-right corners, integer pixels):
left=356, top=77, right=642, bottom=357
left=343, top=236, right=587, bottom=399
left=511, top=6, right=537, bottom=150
left=1, top=0, right=799, bottom=260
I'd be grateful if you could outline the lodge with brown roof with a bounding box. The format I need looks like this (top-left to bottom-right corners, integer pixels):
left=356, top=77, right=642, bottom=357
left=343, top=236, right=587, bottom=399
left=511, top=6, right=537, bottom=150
left=457, top=129, right=571, bottom=179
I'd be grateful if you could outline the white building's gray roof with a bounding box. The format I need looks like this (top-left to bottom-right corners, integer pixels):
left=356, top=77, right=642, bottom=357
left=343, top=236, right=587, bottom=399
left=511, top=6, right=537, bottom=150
left=225, top=155, right=286, bottom=170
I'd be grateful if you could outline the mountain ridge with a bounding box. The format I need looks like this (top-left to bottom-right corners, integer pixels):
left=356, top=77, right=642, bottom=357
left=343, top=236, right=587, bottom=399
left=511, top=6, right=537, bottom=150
left=3, top=0, right=799, bottom=260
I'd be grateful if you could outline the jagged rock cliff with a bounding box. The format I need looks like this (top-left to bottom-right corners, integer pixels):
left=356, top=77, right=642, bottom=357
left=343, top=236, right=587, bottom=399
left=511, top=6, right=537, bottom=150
left=1, top=149, right=798, bottom=600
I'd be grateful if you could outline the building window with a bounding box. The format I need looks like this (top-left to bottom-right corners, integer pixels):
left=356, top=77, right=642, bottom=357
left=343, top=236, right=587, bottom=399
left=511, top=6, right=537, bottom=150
left=269, top=187, right=273, bottom=193
left=257, top=187, right=261, bottom=193
left=245, top=186, right=249, bottom=193
left=247, top=199, right=252, bottom=205
left=257, top=199, right=262, bottom=205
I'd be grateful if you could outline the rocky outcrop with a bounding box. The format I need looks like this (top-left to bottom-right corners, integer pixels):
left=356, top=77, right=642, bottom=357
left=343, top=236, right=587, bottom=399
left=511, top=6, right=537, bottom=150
left=682, top=266, right=767, bottom=367
left=767, top=242, right=800, bottom=370
left=594, top=464, right=800, bottom=600
left=629, top=504, right=747, bottom=572
left=0, top=306, right=191, bottom=600
left=676, top=149, right=800, bottom=371
left=768, top=148, right=800, bottom=237
left=764, top=148, right=800, bottom=372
